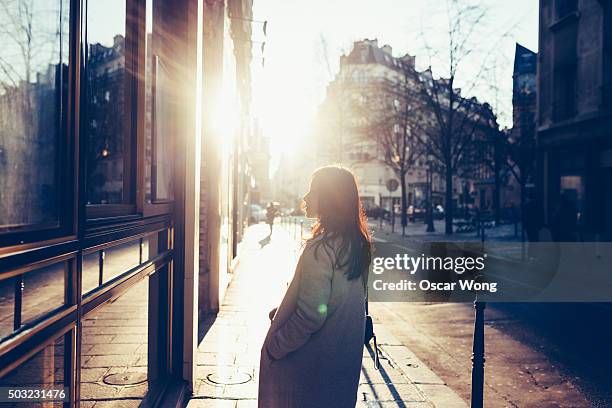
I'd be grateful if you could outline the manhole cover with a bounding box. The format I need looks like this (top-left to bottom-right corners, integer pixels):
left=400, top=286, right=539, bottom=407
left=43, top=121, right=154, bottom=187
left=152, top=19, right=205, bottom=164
left=206, top=371, right=252, bottom=385
left=103, top=372, right=147, bottom=386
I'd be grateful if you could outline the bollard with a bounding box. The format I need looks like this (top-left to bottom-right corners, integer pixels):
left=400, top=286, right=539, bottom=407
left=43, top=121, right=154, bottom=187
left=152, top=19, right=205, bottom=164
left=481, top=222, right=485, bottom=244
left=470, top=300, right=486, bottom=408
left=300, top=220, right=304, bottom=239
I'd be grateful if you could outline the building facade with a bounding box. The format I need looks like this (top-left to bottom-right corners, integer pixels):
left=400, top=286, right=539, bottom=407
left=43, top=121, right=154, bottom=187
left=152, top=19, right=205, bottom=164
left=538, top=0, right=612, bottom=240
left=314, top=39, right=500, bottom=215
left=0, top=0, right=253, bottom=407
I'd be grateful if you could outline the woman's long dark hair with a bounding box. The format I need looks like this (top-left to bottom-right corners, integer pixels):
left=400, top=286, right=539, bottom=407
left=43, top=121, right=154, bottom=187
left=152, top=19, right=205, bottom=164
left=304, top=166, right=372, bottom=287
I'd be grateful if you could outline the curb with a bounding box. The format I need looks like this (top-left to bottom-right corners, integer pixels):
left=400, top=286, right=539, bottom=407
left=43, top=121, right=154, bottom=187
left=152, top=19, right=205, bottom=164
left=375, top=324, right=468, bottom=408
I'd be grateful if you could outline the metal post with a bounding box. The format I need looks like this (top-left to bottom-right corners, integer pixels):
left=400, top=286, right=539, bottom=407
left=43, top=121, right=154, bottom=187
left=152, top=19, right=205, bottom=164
left=481, top=222, right=485, bottom=243
left=300, top=220, right=304, bottom=239
left=471, top=300, right=486, bottom=408
left=521, top=220, right=526, bottom=260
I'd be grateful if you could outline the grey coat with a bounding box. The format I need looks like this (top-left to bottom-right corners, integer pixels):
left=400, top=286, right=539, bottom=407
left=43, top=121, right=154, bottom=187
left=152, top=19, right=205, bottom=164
left=258, top=236, right=366, bottom=408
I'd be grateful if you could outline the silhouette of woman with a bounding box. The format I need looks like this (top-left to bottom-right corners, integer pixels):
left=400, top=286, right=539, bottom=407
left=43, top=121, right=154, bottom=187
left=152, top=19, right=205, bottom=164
left=258, top=165, right=372, bottom=407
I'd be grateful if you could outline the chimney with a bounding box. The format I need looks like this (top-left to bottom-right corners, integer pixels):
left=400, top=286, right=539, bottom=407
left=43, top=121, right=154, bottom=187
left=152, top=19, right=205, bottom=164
left=382, top=45, right=392, bottom=55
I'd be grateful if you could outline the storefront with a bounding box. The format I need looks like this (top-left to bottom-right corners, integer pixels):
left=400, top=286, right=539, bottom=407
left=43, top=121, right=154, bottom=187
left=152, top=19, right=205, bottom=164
left=0, top=0, right=251, bottom=406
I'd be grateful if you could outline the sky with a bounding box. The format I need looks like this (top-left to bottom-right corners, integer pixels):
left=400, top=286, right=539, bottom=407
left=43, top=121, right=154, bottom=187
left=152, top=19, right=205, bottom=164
left=250, top=0, right=539, bottom=177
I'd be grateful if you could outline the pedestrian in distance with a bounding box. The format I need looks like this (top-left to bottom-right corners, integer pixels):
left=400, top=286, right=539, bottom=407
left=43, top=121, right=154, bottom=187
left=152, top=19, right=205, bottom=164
left=258, top=165, right=372, bottom=408
left=266, top=202, right=278, bottom=236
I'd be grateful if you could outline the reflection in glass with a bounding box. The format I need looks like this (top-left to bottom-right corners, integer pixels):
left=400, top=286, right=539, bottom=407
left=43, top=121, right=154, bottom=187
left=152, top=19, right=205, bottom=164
left=80, top=278, right=150, bottom=405
left=85, top=0, right=127, bottom=205
left=144, top=0, right=174, bottom=203
left=0, top=277, right=16, bottom=340
left=82, top=251, right=101, bottom=295
left=21, top=262, right=65, bottom=326
left=145, top=0, right=153, bottom=203
left=103, top=240, right=140, bottom=283
left=153, top=59, right=174, bottom=201
left=0, top=0, right=69, bottom=231
left=0, top=335, right=66, bottom=407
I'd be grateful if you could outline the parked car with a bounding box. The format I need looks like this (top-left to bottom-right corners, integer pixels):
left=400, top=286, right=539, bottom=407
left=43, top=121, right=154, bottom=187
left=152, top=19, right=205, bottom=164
left=365, top=206, right=389, bottom=220
left=407, top=205, right=426, bottom=221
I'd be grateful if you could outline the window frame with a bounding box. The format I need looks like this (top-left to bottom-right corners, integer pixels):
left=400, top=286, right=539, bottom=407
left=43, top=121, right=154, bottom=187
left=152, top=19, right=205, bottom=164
left=138, top=0, right=174, bottom=218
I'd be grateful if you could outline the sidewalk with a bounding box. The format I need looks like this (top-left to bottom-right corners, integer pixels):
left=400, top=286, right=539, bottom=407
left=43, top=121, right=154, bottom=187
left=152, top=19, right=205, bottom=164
left=185, top=223, right=466, bottom=407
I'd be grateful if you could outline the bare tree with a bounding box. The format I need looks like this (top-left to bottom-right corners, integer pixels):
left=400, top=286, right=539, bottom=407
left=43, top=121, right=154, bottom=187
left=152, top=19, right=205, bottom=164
left=0, top=0, right=60, bottom=224
left=408, top=0, right=507, bottom=234
left=357, top=63, right=425, bottom=235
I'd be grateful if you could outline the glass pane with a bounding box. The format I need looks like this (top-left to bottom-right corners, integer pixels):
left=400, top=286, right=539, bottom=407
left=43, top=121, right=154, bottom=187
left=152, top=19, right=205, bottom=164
left=103, top=240, right=141, bottom=283
left=0, top=0, right=69, bottom=232
left=21, top=262, right=65, bottom=326
left=0, top=277, right=16, bottom=340
left=152, top=59, right=174, bottom=201
left=144, top=0, right=153, bottom=204
left=144, top=0, right=174, bottom=204
left=0, top=335, right=67, bottom=407
left=82, top=251, right=101, bottom=295
left=81, top=278, right=150, bottom=405
left=85, top=0, right=127, bottom=205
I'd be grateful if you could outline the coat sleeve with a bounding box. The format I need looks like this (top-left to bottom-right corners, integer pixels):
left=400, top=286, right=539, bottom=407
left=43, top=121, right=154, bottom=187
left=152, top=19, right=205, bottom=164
left=266, top=243, right=334, bottom=360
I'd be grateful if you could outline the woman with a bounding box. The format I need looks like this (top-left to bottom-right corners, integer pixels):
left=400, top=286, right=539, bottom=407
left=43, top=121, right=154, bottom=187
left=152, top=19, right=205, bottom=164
left=258, top=165, right=372, bottom=408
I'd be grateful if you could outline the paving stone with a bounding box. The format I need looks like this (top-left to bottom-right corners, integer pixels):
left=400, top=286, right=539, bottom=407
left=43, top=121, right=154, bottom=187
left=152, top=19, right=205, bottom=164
left=84, top=343, right=141, bottom=356
left=357, top=382, right=427, bottom=403
left=222, top=382, right=258, bottom=399
left=90, top=399, right=143, bottom=408
left=80, top=367, right=110, bottom=382
left=80, top=382, right=120, bottom=400
left=115, top=383, right=148, bottom=398
left=195, top=381, right=225, bottom=398
left=186, top=399, right=237, bottom=408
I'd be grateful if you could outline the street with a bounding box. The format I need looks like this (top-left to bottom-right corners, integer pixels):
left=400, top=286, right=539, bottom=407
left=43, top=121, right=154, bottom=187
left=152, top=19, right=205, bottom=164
left=368, top=223, right=612, bottom=407
left=281, top=216, right=612, bottom=406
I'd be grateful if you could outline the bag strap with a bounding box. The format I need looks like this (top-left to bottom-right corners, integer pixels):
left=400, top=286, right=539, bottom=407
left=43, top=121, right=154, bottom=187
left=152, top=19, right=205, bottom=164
left=365, top=280, right=380, bottom=370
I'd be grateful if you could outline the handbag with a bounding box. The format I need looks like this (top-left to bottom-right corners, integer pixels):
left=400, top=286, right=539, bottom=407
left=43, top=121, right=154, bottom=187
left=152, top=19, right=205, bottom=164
left=364, top=287, right=380, bottom=369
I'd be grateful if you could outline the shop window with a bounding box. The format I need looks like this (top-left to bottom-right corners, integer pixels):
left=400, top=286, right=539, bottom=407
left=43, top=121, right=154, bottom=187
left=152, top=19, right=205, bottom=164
left=552, top=21, right=577, bottom=121
left=103, top=240, right=141, bottom=283
left=85, top=0, right=133, bottom=209
left=20, top=263, right=66, bottom=327
left=0, top=0, right=69, bottom=234
left=555, top=0, right=577, bottom=20
left=560, top=174, right=584, bottom=221
left=0, top=335, right=68, bottom=404
left=82, top=251, right=101, bottom=295
left=0, top=261, right=66, bottom=342
left=81, top=232, right=166, bottom=296
left=0, top=277, right=16, bottom=340
left=80, top=276, right=167, bottom=406
left=603, top=2, right=612, bottom=106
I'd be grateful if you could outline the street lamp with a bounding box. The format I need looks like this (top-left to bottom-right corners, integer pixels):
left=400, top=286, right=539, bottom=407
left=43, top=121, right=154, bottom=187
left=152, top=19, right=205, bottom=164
left=426, top=154, right=435, bottom=232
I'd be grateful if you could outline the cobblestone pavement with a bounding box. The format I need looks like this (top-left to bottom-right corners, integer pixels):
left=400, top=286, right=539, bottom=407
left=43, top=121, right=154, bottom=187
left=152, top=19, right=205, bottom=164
left=185, top=223, right=465, bottom=408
